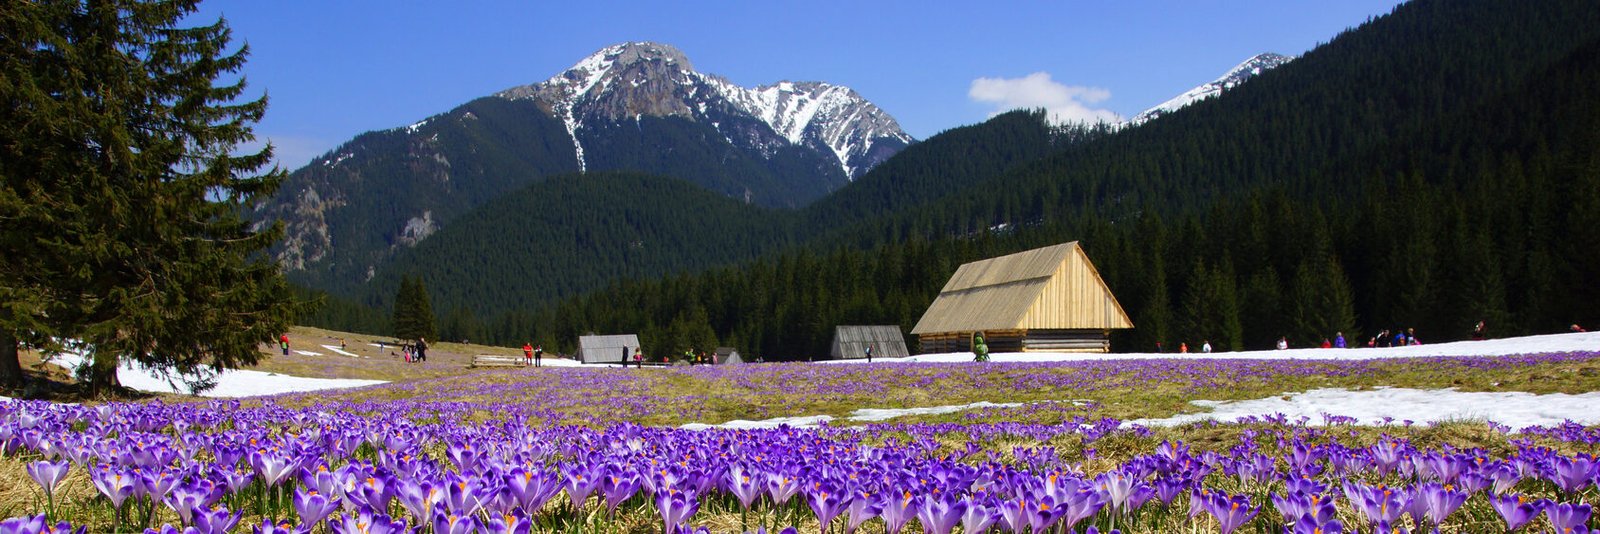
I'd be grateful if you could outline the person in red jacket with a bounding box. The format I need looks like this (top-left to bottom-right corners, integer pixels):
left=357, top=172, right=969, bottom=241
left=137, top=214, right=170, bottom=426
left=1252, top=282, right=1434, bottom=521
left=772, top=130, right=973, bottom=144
left=279, top=333, right=290, bottom=356
left=522, top=342, right=533, bottom=366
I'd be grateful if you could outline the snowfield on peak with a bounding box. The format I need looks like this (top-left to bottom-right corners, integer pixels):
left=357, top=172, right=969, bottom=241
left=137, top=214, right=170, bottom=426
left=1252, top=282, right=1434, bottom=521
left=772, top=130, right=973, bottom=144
left=1127, top=52, right=1295, bottom=126
left=496, top=42, right=912, bottom=180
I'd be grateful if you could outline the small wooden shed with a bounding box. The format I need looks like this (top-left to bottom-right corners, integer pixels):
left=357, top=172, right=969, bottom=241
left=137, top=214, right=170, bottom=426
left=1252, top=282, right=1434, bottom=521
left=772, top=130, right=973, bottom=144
left=577, top=334, right=641, bottom=364
left=911, top=241, right=1132, bottom=353
left=830, top=325, right=911, bottom=359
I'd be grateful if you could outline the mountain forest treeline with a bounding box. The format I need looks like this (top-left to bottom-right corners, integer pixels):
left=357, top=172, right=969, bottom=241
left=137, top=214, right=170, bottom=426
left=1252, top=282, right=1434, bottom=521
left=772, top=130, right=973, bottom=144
left=301, top=0, right=1600, bottom=358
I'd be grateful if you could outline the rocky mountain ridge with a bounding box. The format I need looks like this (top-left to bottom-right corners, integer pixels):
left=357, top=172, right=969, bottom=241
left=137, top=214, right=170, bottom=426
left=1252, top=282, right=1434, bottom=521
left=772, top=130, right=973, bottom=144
left=496, top=42, right=913, bottom=179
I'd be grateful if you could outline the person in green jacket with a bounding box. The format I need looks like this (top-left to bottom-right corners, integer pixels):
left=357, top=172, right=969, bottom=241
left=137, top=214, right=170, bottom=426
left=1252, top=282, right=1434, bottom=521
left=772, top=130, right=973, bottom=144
left=973, top=332, right=990, bottom=362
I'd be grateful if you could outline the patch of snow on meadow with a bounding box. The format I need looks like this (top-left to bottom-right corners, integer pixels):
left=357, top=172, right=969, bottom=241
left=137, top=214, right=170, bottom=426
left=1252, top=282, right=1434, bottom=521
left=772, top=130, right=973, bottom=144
left=681, top=401, right=1021, bottom=430
left=320, top=345, right=360, bottom=358
left=1127, top=387, right=1600, bottom=429
left=48, top=349, right=385, bottom=398
left=292, top=350, right=322, bottom=357
left=881, top=331, right=1600, bottom=364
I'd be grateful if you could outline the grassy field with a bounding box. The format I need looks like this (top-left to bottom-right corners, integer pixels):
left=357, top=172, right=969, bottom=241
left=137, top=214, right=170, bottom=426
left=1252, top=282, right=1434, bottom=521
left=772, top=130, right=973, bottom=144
left=4, top=327, right=1598, bottom=533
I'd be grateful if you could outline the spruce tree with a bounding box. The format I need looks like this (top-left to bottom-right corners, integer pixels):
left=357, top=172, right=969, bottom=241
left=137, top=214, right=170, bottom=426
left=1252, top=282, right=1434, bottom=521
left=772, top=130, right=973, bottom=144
left=0, top=0, right=296, bottom=393
left=411, top=277, right=437, bottom=342
left=392, top=277, right=418, bottom=341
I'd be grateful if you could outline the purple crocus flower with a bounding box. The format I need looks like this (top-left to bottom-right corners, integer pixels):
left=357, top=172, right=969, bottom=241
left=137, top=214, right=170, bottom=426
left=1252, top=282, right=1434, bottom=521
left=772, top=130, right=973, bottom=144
left=1345, top=483, right=1407, bottom=527
left=1419, top=482, right=1468, bottom=526
left=139, top=470, right=180, bottom=504
left=164, top=482, right=217, bottom=525
left=844, top=489, right=884, bottom=534
left=958, top=494, right=997, bottom=534
left=396, top=479, right=446, bottom=521
left=656, top=488, right=700, bottom=532
left=248, top=449, right=297, bottom=487
left=1291, top=513, right=1344, bottom=534
left=601, top=472, right=642, bottom=516
left=26, top=460, right=70, bottom=496
left=350, top=475, right=395, bottom=515
left=292, top=487, right=341, bottom=527
left=880, top=490, right=918, bottom=534
left=1373, top=520, right=1409, bottom=534
left=804, top=481, right=846, bottom=532
left=90, top=465, right=136, bottom=508
left=1488, top=493, right=1541, bottom=531
left=1551, top=455, right=1598, bottom=494
left=249, top=518, right=306, bottom=534
left=1488, top=463, right=1522, bottom=494
left=0, top=515, right=46, bottom=534
left=1204, top=492, right=1259, bottom=534
left=727, top=465, right=764, bottom=510
left=444, top=440, right=481, bottom=472
left=915, top=494, right=967, bottom=534
left=191, top=506, right=242, bottom=534
left=766, top=473, right=800, bottom=506
left=327, top=510, right=409, bottom=534
left=564, top=465, right=601, bottom=509
left=484, top=510, right=533, bottom=534
left=444, top=476, right=490, bottom=517
left=998, top=497, right=1029, bottom=533
left=430, top=510, right=480, bottom=534
left=1153, top=476, right=1187, bottom=505
left=1543, top=501, right=1593, bottom=534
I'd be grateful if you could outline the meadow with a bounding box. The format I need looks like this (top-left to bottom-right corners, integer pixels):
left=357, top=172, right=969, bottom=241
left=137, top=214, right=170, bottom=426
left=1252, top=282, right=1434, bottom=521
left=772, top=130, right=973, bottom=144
left=3, top=333, right=1598, bottom=533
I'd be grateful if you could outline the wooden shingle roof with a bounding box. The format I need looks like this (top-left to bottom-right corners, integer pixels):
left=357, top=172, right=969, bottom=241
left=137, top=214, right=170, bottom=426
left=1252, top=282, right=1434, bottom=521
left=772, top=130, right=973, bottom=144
left=910, top=242, right=1133, bottom=334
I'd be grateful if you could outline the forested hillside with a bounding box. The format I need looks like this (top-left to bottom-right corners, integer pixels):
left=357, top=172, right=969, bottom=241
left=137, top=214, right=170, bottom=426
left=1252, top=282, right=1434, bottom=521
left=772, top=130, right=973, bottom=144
left=305, top=0, right=1600, bottom=358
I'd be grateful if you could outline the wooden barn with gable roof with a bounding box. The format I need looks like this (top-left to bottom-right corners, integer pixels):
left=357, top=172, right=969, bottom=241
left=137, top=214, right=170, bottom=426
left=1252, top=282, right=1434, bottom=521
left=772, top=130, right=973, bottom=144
left=911, top=242, right=1133, bottom=353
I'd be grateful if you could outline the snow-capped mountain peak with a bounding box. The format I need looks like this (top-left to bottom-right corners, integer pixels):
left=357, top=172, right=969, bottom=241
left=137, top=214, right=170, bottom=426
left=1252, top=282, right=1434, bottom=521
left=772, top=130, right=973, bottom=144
left=497, top=42, right=912, bottom=179
left=1128, top=52, right=1294, bottom=125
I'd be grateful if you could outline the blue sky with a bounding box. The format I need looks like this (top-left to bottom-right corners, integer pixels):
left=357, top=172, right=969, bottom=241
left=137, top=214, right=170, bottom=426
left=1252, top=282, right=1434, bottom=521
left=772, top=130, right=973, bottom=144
left=197, top=1, right=1404, bottom=170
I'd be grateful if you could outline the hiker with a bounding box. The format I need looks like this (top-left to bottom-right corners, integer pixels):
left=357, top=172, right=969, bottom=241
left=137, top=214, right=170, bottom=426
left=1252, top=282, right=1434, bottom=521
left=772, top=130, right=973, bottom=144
left=1472, top=320, right=1487, bottom=341
left=534, top=344, right=543, bottom=367
left=1201, top=340, right=1212, bottom=354
left=1320, top=338, right=1332, bottom=349
left=280, top=333, right=290, bottom=356
left=1573, top=324, right=1587, bottom=333
left=972, top=332, right=990, bottom=362
left=1276, top=336, right=1289, bottom=350
left=415, top=337, right=428, bottom=362
left=634, top=348, right=643, bottom=367
left=1334, top=332, right=1347, bottom=348
left=523, top=342, right=534, bottom=366
left=865, top=344, right=874, bottom=363
left=1179, top=342, right=1188, bottom=354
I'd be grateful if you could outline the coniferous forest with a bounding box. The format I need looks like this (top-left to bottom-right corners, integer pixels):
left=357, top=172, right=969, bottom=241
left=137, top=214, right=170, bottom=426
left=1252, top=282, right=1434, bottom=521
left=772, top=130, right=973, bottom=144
left=301, top=0, right=1600, bottom=359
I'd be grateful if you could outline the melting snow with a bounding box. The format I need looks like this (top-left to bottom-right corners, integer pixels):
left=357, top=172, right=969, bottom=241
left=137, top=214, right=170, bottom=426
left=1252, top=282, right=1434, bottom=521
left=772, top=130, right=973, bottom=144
left=883, top=331, right=1600, bottom=364
left=320, top=345, right=360, bottom=358
left=1129, top=388, right=1600, bottom=429
left=46, top=349, right=385, bottom=398
left=681, top=401, right=1022, bottom=430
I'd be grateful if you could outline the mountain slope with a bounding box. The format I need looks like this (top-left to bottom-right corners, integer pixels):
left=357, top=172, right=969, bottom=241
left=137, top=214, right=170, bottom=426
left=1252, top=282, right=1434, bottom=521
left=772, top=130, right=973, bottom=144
left=1127, top=53, right=1294, bottom=126
left=497, top=42, right=912, bottom=180
left=260, top=42, right=913, bottom=296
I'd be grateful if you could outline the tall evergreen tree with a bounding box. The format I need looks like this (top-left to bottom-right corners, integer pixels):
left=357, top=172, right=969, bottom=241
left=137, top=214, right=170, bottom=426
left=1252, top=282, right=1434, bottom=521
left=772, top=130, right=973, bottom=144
left=0, top=0, right=297, bottom=393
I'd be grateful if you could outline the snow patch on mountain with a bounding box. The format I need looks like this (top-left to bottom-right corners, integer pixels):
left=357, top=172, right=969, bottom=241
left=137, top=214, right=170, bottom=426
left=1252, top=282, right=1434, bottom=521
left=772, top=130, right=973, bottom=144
left=1127, top=53, right=1294, bottom=126
left=496, top=42, right=912, bottom=179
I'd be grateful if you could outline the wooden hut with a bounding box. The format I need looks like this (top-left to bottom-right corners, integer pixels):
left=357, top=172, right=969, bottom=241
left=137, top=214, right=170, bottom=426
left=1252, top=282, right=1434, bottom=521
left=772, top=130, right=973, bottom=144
left=830, top=325, right=910, bottom=359
left=577, top=334, right=641, bottom=364
left=911, top=242, right=1132, bottom=353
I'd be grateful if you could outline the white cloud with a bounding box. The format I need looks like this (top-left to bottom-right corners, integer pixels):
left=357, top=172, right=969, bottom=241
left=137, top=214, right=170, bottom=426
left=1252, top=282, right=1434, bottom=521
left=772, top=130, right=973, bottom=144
left=968, top=72, right=1121, bottom=125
